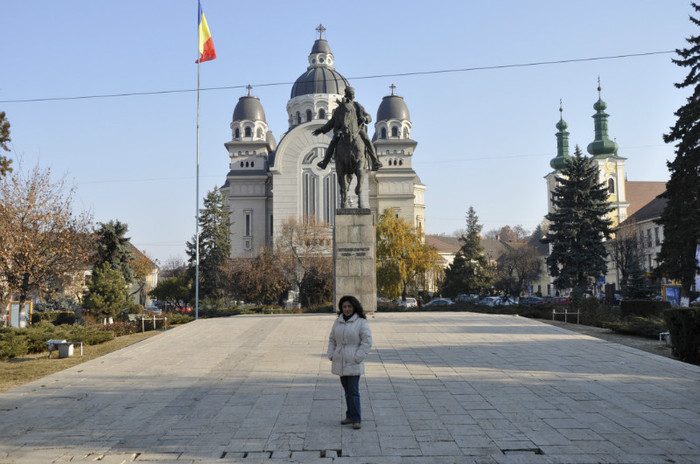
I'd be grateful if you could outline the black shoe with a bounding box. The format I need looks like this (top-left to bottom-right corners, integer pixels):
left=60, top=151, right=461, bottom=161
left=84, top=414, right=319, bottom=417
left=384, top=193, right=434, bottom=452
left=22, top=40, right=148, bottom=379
left=317, top=161, right=328, bottom=169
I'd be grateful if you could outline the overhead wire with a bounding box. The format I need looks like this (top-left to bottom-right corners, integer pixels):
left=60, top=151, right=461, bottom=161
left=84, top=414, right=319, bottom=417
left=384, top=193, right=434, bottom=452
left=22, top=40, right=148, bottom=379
left=0, top=50, right=675, bottom=104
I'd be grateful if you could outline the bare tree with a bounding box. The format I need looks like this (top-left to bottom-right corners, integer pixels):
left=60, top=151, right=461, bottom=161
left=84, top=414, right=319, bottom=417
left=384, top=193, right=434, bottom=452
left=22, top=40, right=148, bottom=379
left=610, top=220, right=645, bottom=293
left=275, top=216, right=332, bottom=305
left=0, top=164, right=93, bottom=325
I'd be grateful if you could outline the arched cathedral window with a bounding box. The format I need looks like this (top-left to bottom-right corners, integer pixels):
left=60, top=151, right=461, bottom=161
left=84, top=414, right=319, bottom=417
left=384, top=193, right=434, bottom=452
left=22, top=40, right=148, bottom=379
left=244, top=127, right=252, bottom=137
left=608, top=178, right=615, bottom=194
left=306, top=109, right=312, bottom=122
left=319, top=109, right=326, bottom=119
left=391, top=127, right=399, bottom=137
left=257, top=128, right=263, bottom=138
left=234, top=128, right=240, bottom=139
left=296, top=112, right=301, bottom=125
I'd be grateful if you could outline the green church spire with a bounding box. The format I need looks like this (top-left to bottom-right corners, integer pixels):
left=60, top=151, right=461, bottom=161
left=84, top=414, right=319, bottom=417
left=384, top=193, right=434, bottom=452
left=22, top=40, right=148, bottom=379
left=550, top=100, right=571, bottom=171
left=587, top=78, right=619, bottom=158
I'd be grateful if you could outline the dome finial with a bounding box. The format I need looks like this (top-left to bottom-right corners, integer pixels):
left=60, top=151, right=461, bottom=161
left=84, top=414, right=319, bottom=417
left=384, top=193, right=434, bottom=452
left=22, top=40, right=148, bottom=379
left=597, top=76, right=602, bottom=96
left=246, top=84, right=252, bottom=97
left=316, top=23, right=326, bottom=39
left=390, top=83, right=396, bottom=96
left=559, top=98, right=563, bottom=117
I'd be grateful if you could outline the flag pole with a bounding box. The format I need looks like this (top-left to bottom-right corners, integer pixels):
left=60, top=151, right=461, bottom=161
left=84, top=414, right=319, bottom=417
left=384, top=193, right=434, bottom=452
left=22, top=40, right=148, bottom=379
left=195, top=54, right=201, bottom=321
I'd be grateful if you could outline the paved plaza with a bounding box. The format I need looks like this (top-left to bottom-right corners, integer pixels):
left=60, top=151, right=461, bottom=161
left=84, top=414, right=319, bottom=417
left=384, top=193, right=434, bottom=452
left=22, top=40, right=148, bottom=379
left=1, top=312, right=699, bottom=463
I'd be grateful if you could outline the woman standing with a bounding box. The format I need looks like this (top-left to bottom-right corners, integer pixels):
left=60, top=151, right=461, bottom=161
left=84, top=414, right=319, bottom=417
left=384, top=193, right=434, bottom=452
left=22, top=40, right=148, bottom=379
left=327, top=295, right=373, bottom=430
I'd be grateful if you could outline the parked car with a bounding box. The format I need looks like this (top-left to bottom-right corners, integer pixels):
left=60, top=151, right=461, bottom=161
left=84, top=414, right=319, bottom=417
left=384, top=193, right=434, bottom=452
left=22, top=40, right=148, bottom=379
left=478, top=296, right=501, bottom=307
left=143, top=306, right=162, bottom=315
left=424, top=298, right=454, bottom=307
left=454, top=294, right=479, bottom=303
left=397, top=297, right=418, bottom=308
left=518, top=296, right=544, bottom=305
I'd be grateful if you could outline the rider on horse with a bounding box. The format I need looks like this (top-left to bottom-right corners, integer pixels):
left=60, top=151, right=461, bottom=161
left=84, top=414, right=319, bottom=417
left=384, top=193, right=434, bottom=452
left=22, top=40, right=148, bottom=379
left=313, top=86, right=383, bottom=171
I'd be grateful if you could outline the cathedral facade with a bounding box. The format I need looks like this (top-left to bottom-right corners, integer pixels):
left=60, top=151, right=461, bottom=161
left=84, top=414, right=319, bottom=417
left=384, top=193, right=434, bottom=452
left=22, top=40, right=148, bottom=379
left=220, top=30, right=425, bottom=258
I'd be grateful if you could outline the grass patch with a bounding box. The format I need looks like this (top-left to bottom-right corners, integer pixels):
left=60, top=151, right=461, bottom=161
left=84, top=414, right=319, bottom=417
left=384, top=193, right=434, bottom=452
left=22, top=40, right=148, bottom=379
left=0, top=330, right=162, bottom=393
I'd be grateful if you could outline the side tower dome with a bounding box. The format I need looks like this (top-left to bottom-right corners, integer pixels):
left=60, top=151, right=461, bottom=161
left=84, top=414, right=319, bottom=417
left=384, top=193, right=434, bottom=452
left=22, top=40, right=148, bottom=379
left=550, top=103, right=571, bottom=171
left=373, top=84, right=412, bottom=142
left=230, top=86, right=270, bottom=142
left=286, top=25, right=349, bottom=130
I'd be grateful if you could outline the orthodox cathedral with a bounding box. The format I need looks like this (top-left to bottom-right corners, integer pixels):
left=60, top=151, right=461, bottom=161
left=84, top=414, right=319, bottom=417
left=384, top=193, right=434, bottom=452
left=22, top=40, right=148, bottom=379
left=220, top=27, right=425, bottom=258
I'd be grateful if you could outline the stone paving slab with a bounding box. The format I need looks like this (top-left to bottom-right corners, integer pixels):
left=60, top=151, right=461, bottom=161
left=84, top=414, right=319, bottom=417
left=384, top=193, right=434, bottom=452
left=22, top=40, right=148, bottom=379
left=0, top=312, right=699, bottom=463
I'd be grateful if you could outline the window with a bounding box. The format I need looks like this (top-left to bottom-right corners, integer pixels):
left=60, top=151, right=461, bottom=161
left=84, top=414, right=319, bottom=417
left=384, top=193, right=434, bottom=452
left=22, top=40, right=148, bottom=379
left=654, top=227, right=660, bottom=245
left=607, top=178, right=615, bottom=194
left=646, top=229, right=652, bottom=247
left=296, top=112, right=301, bottom=125
left=234, top=128, right=240, bottom=139
left=243, top=127, right=251, bottom=137
left=306, top=109, right=312, bottom=122
left=244, top=211, right=252, bottom=237
left=319, top=108, right=326, bottom=119
left=257, top=128, right=263, bottom=138
left=381, top=128, right=387, bottom=139
left=251, top=161, right=254, bottom=168
left=240, top=161, right=244, bottom=167
left=391, top=127, right=399, bottom=137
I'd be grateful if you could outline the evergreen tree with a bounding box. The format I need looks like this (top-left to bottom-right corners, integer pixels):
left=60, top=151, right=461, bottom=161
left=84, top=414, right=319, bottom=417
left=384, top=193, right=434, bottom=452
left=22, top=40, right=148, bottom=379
left=441, top=207, right=493, bottom=297
left=94, top=220, right=135, bottom=284
left=0, top=111, right=12, bottom=176
left=655, top=3, right=700, bottom=300
left=83, top=263, right=128, bottom=319
left=186, top=187, right=231, bottom=300
left=543, top=146, right=613, bottom=299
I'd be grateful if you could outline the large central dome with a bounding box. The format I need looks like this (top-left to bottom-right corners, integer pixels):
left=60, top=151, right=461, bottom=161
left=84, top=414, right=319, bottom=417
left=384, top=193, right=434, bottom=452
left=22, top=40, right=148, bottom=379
left=290, top=39, right=349, bottom=99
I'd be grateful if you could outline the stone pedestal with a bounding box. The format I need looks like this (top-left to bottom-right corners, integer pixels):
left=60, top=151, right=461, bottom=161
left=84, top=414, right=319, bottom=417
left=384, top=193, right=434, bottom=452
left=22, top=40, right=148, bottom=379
left=333, top=208, right=377, bottom=314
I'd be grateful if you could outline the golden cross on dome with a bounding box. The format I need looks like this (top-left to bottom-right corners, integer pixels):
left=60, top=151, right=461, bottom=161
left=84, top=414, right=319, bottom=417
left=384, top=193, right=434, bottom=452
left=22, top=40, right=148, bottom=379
left=316, top=24, right=326, bottom=39
left=390, top=83, right=396, bottom=96
left=246, top=84, right=252, bottom=96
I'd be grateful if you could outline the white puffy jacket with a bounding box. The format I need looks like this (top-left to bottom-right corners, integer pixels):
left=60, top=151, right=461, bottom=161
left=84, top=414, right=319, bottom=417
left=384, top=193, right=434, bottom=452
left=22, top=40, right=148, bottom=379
left=327, top=313, right=372, bottom=376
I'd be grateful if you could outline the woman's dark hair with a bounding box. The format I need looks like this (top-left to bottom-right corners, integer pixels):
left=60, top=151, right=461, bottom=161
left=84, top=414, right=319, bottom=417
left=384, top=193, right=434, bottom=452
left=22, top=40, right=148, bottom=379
left=337, top=295, right=366, bottom=319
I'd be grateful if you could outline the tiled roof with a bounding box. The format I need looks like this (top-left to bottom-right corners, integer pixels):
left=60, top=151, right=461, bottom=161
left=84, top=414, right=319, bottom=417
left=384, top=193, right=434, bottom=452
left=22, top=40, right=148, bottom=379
left=625, top=181, right=666, bottom=217
left=627, top=195, right=667, bottom=223
left=425, top=235, right=461, bottom=253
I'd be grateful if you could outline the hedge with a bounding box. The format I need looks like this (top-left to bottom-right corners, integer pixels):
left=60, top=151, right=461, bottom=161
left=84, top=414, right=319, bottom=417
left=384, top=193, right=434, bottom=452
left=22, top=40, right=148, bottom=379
left=620, top=300, right=671, bottom=319
left=663, top=307, right=700, bottom=364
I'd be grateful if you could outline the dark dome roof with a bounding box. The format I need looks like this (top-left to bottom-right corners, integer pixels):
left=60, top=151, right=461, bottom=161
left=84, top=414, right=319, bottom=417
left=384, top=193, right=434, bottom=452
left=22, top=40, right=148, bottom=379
left=311, top=39, right=331, bottom=54
left=291, top=67, right=349, bottom=98
left=377, top=95, right=410, bottom=122
left=232, top=96, right=266, bottom=122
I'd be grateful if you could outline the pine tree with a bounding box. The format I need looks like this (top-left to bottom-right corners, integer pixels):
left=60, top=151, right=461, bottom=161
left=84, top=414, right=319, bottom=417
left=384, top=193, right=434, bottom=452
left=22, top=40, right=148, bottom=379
left=83, top=263, right=128, bottom=319
left=94, top=220, right=135, bottom=284
left=0, top=111, right=12, bottom=176
left=441, top=207, right=493, bottom=297
left=656, top=3, right=700, bottom=300
left=186, top=187, right=231, bottom=300
left=543, top=146, right=613, bottom=299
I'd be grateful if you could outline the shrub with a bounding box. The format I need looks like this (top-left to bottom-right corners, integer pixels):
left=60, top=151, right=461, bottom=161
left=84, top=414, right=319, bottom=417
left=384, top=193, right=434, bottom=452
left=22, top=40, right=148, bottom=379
left=605, top=316, right=666, bottom=339
left=65, top=325, right=114, bottom=345
left=620, top=300, right=671, bottom=318
left=167, top=313, right=194, bottom=325
left=32, top=311, right=77, bottom=326
left=0, top=330, right=29, bottom=360
left=663, top=308, right=700, bottom=364
left=22, top=322, right=68, bottom=353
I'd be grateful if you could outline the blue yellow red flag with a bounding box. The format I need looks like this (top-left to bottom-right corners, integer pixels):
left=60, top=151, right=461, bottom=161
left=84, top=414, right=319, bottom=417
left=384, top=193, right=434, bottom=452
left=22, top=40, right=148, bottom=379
left=196, top=1, right=216, bottom=63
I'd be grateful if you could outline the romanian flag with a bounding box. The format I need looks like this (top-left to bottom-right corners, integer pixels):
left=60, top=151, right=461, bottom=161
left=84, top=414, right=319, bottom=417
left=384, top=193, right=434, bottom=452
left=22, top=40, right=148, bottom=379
left=196, top=1, right=216, bottom=63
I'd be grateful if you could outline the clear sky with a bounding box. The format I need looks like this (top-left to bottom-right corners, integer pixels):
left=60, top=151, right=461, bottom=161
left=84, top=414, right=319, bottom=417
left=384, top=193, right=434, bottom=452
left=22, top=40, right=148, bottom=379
left=1, top=1, right=694, bottom=265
